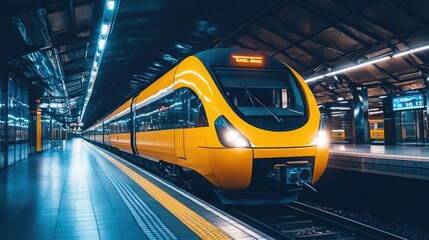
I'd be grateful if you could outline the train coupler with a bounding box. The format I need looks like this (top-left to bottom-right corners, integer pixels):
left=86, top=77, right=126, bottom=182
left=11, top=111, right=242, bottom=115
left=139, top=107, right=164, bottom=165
left=274, top=161, right=313, bottom=185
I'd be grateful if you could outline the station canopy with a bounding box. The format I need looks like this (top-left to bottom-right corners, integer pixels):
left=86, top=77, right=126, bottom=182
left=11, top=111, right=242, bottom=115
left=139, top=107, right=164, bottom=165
left=1, top=0, right=429, bottom=129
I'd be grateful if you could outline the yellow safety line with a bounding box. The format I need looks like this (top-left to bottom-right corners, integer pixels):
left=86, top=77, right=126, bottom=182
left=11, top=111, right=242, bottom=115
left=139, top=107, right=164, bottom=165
left=86, top=142, right=233, bottom=240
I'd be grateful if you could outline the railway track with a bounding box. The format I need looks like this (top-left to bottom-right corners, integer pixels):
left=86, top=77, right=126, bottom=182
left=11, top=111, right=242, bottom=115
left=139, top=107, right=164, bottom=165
left=228, top=201, right=407, bottom=240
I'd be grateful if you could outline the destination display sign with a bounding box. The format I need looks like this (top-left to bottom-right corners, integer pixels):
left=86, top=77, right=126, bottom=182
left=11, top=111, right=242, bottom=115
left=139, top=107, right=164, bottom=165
left=392, top=94, right=424, bottom=111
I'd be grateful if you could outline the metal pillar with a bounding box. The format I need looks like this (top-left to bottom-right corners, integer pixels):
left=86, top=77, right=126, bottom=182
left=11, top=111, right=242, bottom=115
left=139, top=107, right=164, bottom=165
left=352, top=85, right=370, bottom=144
left=383, top=97, right=397, bottom=145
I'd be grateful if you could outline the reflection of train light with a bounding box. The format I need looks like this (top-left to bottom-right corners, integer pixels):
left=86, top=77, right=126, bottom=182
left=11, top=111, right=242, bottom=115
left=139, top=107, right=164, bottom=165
left=82, top=48, right=329, bottom=205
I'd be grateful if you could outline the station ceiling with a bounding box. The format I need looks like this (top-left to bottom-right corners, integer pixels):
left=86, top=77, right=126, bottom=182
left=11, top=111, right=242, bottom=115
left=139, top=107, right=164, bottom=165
left=1, top=0, right=429, bottom=129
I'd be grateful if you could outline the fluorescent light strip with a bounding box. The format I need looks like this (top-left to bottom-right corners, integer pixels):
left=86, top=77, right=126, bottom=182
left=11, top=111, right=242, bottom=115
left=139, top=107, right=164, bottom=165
left=325, top=56, right=390, bottom=77
left=330, top=107, right=350, bottom=110
left=393, top=44, right=429, bottom=58
left=101, top=24, right=109, bottom=35
left=108, top=1, right=115, bottom=10
left=369, top=110, right=383, bottom=115
left=79, top=0, right=118, bottom=123
left=305, top=75, right=324, bottom=82
left=98, top=39, right=106, bottom=50
left=305, top=43, right=429, bottom=83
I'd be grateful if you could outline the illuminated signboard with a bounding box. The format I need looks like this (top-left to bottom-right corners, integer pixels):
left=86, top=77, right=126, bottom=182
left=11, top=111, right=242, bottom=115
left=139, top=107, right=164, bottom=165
left=392, top=94, right=424, bottom=111
left=232, top=55, right=263, bottom=64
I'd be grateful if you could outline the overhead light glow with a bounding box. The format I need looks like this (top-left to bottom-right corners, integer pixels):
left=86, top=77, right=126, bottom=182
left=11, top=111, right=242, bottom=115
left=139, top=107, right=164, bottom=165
left=305, top=75, right=324, bottom=82
left=101, top=24, right=109, bottom=35
left=108, top=1, right=115, bottom=10
left=325, top=56, right=391, bottom=77
left=49, top=103, right=64, bottom=108
left=369, top=111, right=384, bottom=115
left=98, top=39, right=106, bottom=50
left=393, top=44, right=429, bottom=58
left=330, top=106, right=350, bottom=110
left=305, top=43, right=429, bottom=84
left=79, top=0, right=117, bottom=123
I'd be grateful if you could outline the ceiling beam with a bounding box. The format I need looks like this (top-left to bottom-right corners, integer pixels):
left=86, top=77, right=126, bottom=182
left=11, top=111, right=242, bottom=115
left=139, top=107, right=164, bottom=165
left=242, top=33, right=308, bottom=68
left=268, top=15, right=346, bottom=56
left=292, top=0, right=371, bottom=46
left=213, top=0, right=284, bottom=48
left=257, top=24, right=327, bottom=62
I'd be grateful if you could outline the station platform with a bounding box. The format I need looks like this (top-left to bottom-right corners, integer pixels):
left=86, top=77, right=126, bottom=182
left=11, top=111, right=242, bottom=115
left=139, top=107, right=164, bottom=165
left=0, top=139, right=271, bottom=240
left=329, top=144, right=429, bottom=180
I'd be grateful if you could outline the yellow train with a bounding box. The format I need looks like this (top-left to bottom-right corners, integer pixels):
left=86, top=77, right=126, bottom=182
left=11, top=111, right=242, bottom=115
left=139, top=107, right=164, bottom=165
left=82, top=48, right=329, bottom=204
left=369, top=119, right=384, bottom=141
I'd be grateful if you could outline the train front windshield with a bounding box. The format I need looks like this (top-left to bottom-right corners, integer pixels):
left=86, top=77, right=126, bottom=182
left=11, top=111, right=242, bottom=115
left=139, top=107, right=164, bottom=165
left=214, top=68, right=308, bottom=131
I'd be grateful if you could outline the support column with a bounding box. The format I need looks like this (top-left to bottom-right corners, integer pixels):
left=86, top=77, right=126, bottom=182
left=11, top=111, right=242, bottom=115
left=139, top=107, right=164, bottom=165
left=383, top=97, right=397, bottom=145
left=352, top=85, right=370, bottom=144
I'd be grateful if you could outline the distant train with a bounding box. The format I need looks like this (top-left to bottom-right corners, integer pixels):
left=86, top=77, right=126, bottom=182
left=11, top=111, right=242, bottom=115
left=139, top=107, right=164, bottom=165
left=331, top=119, right=384, bottom=142
left=369, top=119, right=384, bottom=141
left=82, top=48, right=329, bottom=205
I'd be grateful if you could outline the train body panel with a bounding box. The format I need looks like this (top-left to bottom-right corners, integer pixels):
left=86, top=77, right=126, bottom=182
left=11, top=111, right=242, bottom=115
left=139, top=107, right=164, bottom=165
left=205, top=148, right=253, bottom=190
left=314, top=144, right=329, bottom=183
left=110, top=133, right=133, bottom=154
left=135, top=130, right=176, bottom=164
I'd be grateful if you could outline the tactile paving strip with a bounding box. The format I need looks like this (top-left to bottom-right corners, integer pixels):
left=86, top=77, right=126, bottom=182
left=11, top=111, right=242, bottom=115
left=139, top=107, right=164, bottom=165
left=87, top=143, right=233, bottom=239
left=92, top=149, right=178, bottom=239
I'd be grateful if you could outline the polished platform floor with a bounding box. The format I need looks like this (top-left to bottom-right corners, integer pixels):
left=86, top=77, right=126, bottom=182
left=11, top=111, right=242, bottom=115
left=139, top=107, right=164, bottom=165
left=329, top=143, right=429, bottom=180
left=330, top=143, right=429, bottom=160
left=0, top=139, right=270, bottom=240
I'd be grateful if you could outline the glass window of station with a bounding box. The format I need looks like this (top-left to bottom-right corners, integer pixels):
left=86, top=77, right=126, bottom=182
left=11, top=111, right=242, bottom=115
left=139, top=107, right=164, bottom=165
left=320, top=91, right=428, bottom=146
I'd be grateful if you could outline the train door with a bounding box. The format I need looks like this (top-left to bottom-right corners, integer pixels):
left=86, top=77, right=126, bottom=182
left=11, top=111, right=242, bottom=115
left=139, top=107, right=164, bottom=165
left=174, top=89, right=186, bottom=160
left=130, top=98, right=138, bottom=155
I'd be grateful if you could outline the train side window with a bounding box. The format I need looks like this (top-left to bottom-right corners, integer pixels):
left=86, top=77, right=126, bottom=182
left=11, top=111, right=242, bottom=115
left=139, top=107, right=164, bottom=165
left=187, top=89, right=208, bottom=127
left=171, top=89, right=185, bottom=128
left=158, top=96, right=173, bottom=130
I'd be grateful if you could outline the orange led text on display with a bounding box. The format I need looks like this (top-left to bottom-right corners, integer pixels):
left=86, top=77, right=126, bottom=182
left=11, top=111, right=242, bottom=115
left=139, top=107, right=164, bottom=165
left=232, top=55, right=263, bottom=64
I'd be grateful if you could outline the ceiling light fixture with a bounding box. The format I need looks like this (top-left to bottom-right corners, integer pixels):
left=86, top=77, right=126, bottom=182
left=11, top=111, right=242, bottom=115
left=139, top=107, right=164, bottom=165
left=98, top=39, right=106, bottom=50
left=108, top=1, right=115, bottom=10
left=393, top=44, right=429, bottom=58
left=79, top=0, right=119, bottom=124
left=101, top=24, right=109, bottom=35
left=305, top=43, right=429, bottom=83
left=325, top=56, right=390, bottom=77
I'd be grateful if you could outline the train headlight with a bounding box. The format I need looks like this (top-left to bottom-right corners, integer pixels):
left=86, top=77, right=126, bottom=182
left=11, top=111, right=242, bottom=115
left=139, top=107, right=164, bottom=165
left=316, top=129, right=328, bottom=146
left=215, top=115, right=250, bottom=148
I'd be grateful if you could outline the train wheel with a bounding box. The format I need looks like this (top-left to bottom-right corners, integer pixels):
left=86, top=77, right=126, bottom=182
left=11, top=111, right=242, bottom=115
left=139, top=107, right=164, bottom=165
left=159, top=162, right=180, bottom=184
